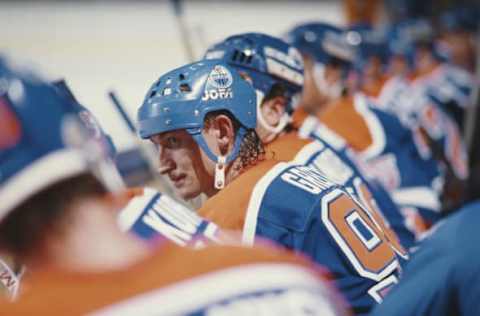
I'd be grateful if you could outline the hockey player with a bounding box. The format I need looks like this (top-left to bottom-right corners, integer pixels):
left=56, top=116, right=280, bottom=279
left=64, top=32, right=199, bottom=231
left=0, top=58, right=347, bottom=315
left=439, top=5, right=479, bottom=73
left=286, top=22, right=443, bottom=234
left=204, top=32, right=414, bottom=248
left=374, top=20, right=471, bottom=211
left=51, top=79, right=225, bottom=248
left=371, top=200, right=480, bottom=316
left=138, top=59, right=404, bottom=314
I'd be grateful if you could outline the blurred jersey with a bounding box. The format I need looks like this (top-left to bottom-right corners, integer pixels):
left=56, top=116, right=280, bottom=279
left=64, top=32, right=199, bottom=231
left=1, top=243, right=348, bottom=316
left=412, top=63, right=477, bottom=129
left=318, top=93, right=443, bottom=233
left=371, top=200, right=480, bottom=316
left=0, top=256, right=21, bottom=300
left=118, top=188, right=224, bottom=248
left=199, top=158, right=405, bottom=315
left=370, top=72, right=469, bottom=182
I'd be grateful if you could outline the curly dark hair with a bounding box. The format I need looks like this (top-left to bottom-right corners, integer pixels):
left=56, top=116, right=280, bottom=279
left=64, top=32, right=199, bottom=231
left=237, top=128, right=265, bottom=169
left=204, top=110, right=265, bottom=170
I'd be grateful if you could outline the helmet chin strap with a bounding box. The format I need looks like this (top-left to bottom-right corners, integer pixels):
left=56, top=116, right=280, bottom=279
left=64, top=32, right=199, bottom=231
left=190, top=127, right=247, bottom=190
left=214, top=155, right=227, bottom=189
left=255, top=90, right=290, bottom=135
left=313, top=63, right=343, bottom=99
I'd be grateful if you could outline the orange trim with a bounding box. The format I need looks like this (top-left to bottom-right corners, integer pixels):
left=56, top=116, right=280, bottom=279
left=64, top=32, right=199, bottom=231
left=198, top=159, right=279, bottom=231
left=6, top=243, right=320, bottom=315
left=265, top=132, right=311, bottom=162
left=291, top=107, right=309, bottom=129
left=318, top=96, right=373, bottom=152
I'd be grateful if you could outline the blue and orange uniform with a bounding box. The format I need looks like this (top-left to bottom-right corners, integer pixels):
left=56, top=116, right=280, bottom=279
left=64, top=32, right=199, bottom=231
left=199, top=157, right=405, bottom=315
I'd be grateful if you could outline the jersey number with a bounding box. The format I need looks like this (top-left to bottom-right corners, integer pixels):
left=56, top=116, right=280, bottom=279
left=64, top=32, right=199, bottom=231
left=321, top=189, right=402, bottom=302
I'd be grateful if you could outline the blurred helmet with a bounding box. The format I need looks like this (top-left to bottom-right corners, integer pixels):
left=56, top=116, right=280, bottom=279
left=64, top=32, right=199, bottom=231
left=204, top=32, right=303, bottom=133
left=345, top=23, right=388, bottom=73
left=52, top=79, right=117, bottom=159
left=137, top=60, right=256, bottom=189
left=440, top=5, right=480, bottom=34
left=285, top=22, right=354, bottom=98
left=285, top=22, right=354, bottom=68
left=385, top=18, right=446, bottom=64
left=0, top=57, right=123, bottom=222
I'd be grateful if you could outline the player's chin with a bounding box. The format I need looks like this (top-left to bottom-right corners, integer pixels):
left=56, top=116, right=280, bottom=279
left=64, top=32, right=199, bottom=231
left=176, top=185, right=201, bottom=201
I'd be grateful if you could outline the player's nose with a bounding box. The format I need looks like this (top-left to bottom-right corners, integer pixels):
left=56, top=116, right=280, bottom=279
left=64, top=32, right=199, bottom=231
left=157, top=147, right=175, bottom=175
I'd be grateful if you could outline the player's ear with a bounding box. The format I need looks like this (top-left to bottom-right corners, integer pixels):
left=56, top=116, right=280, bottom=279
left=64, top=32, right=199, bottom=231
left=262, top=96, right=287, bottom=125
left=210, top=114, right=235, bottom=156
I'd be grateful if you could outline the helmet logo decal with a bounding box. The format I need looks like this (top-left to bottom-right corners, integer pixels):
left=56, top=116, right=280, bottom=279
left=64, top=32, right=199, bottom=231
left=208, top=65, right=233, bottom=89
left=202, top=65, right=234, bottom=101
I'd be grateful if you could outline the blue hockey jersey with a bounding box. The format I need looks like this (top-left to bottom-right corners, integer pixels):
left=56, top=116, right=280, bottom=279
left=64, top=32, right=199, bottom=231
left=292, top=113, right=415, bottom=249
left=199, top=159, right=404, bottom=315
left=371, top=200, right=480, bottom=316
left=371, top=72, right=469, bottom=182
left=318, top=94, right=443, bottom=231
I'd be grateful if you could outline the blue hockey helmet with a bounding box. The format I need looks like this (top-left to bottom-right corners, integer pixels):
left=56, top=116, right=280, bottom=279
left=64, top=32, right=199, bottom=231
left=204, top=32, right=303, bottom=134
left=345, top=23, right=388, bottom=73
left=137, top=60, right=256, bottom=189
left=285, top=22, right=355, bottom=69
left=52, top=79, right=117, bottom=159
left=204, top=33, right=303, bottom=112
left=0, top=58, right=123, bottom=221
left=385, top=19, right=445, bottom=64
left=285, top=22, right=354, bottom=99
left=440, top=5, right=480, bottom=34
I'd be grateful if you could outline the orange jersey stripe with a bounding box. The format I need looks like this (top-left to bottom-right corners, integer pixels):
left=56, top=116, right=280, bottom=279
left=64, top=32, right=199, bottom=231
left=265, top=132, right=312, bottom=162
left=318, top=96, right=373, bottom=152
left=198, top=159, right=279, bottom=231
left=3, top=243, right=320, bottom=315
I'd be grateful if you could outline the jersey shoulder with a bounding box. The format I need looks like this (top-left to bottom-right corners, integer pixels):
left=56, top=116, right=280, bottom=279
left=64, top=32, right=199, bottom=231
left=198, top=159, right=279, bottom=231
left=419, top=201, right=480, bottom=259
left=371, top=201, right=480, bottom=316
left=243, top=162, right=340, bottom=244
left=265, top=132, right=311, bottom=162
left=319, top=95, right=373, bottom=152
left=10, top=243, right=338, bottom=316
left=117, top=188, right=221, bottom=247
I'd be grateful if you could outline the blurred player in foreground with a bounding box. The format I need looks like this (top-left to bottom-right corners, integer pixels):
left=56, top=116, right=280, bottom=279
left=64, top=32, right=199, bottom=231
left=138, top=59, right=403, bottom=315
left=371, top=200, right=480, bottom=316
left=51, top=80, right=225, bottom=248
left=0, top=57, right=347, bottom=315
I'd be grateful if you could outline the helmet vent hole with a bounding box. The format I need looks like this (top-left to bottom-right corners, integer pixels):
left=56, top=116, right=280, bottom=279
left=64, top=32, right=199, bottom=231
left=179, top=83, right=192, bottom=92
left=238, top=52, right=246, bottom=63
left=162, top=88, right=172, bottom=96
left=246, top=55, right=253, bottom=64
left=179, top=73, right=186, bottom=81
left=232, top=50, right=239, bottom=62
left=149, top=90, right=157, bottom=98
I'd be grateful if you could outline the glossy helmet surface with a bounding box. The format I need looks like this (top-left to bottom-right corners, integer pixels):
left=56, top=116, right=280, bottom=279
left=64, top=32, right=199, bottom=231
left=204, top=32, right=304, bottom=114
left=137, top=59, right=256, bottom=171
left=0, top=57, right=122, bottom=221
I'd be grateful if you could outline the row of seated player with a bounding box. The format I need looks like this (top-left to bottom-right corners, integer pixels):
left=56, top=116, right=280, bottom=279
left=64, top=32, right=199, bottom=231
left=0, top=15, right=478, bottom=316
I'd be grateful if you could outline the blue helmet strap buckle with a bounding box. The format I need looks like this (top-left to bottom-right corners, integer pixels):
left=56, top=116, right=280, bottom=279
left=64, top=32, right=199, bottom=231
left=190, top=127, right=247, bottom=190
